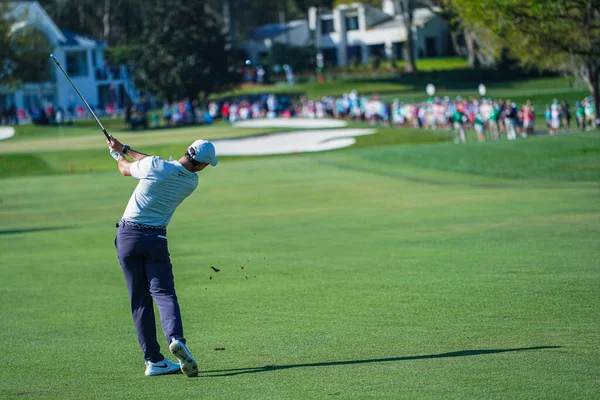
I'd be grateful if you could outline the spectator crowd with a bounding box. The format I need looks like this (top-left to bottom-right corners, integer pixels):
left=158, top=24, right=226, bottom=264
left=2, top=91, right=597, bottom=144
left=205, top=92, right=597, bottom=143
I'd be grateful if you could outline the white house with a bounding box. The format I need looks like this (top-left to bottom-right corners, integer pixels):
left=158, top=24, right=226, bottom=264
left=310, top=1, right=451, bottom=66
left=0, top=1, right=138, bottom=115
left=242, top=0, right=451, bottom=67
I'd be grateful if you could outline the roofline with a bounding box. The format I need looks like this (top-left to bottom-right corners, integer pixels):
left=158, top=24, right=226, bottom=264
left=29, top=1, right=66, bottom=42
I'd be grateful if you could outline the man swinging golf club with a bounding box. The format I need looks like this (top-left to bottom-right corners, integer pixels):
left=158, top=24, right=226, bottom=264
left=107, top=135, right=217, bottom=377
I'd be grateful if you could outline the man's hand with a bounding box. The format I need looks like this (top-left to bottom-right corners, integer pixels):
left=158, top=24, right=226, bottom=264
left=106, top=135, right=125, bottom=153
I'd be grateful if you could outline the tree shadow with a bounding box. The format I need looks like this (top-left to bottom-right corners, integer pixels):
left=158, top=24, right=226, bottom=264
left=0, top=226, right=76, bottom=236
left=201, top=346, right=560, bottom=377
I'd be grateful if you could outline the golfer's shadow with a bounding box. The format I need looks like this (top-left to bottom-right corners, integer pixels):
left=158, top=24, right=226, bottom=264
left=201, top=346, right=560, bottom=377
left=0, top=226, right=76, bottom=236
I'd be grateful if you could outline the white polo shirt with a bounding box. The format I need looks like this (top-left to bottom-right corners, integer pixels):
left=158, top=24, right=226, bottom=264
left=121, top=156, right=199, bottom=227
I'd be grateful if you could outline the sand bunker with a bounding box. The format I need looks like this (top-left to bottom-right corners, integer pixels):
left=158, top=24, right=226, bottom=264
left=233, top=118, right=347, bottom=129
left=0, top=127, right=15, bottom=141
left=214, top=128, right=376, bottom=156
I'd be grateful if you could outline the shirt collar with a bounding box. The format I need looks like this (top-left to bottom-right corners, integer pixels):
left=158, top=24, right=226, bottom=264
left=169, top=157, right=196, bottom=176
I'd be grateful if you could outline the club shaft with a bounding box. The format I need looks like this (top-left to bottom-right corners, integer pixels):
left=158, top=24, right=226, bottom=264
left=50, top=54, right=110, bottom=140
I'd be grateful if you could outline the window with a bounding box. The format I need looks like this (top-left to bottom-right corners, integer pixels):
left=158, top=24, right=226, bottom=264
left=347, top=46, right=362, bottom=64
left=425, top=38, right=438, bottom=57
left=368, top=44, right=385, bottom=58
left=98, top=84, right=117, bottom=108
left=322, top=48, right=337, bottom=65
left=393, top=42, right=404, bottom=60
left=24, top=94, right=41, bottom=110
left=321, top=18, right=334, bottom=34
left=66, top=51, right=88, bottom=77
left=0, top=94, right=15, bottom=108
left=346, top=16, right=359, bottom=31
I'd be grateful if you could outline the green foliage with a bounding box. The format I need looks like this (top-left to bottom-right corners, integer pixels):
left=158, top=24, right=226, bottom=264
left=38, top=0, right=146, bottom=46
left=0, top=0, right=13, bottom=84
left=0, top=0, right=53, bottom=88
left=130, top=0, right=238, bottom=100
left=9, top=26, right=53, bottom=82
left=445, top=0, right=600, bottom=113
left=446, top=0, right=600, bottom=67
left=227, top=0, right=333, bottom=42
left=104, top=44, right=143, bottom=66
left=369, top=54, right=382, bottom=70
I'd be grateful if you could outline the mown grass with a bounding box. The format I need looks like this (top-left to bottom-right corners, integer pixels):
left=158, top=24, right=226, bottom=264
left=0, top=131, right=598, bottom=399
left=352, top=131, right=600, bottom=182
left=5, top=117, right=130, bottom=141
left=2, top=118, right=599, bottom=181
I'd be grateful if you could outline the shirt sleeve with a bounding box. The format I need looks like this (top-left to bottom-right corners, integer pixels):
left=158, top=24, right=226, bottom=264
left=129, top=156, right=155, bottom=179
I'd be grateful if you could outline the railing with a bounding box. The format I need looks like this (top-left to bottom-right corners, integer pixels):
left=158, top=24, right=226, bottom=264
left=120, top=65, right=140, bottom=105
left=93, top=65, right=139, bottom=104
left=95, top=66, right=127, bottom=81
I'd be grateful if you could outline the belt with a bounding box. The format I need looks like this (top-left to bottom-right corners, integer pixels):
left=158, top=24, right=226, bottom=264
left=116, top=219, right=167, bottom=230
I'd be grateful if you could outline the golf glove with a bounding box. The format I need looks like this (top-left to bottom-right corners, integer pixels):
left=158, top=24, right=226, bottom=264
left=110, top=149, right=124, bottom=161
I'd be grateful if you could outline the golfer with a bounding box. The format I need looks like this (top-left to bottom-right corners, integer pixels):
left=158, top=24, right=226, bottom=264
left=107, top=135, right=217, bottom=377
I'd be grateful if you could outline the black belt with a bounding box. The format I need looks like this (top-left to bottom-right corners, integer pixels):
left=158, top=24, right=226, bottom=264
left=116, top=219, right=167, bottom=230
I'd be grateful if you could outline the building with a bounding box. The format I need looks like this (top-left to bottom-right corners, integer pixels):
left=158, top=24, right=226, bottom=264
left=0, top=1, right=138, bottom=115
left=242, top=0, right=451, bottom=67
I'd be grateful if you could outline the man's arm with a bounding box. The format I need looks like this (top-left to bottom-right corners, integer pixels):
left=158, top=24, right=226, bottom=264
left=107, top=135, right=152, bottom=176
left=116, top=156, right=133, bottom=177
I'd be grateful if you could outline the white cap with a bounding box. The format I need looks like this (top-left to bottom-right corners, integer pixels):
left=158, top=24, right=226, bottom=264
left=188, top=139, right=218, bottom=166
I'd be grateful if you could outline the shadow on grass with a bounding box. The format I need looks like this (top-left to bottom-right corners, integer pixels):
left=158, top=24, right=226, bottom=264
left=0, top=226, right=76, bottom=236
left=202, top=346, right=560, bottom=377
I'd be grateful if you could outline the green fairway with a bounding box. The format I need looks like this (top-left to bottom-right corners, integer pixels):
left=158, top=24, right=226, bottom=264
left=3, top=119, right=281, bottom=143
left=0, top=126, right=599, bottom=399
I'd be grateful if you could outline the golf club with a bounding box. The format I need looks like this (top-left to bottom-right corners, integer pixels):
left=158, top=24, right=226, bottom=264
left=50, top=53, right=110, bottom=140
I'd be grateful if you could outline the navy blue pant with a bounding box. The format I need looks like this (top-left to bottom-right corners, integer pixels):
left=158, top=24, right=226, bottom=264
left=115, top=225, right=185, bottom=362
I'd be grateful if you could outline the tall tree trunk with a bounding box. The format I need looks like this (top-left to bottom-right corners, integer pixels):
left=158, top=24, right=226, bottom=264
left=103, top=0, right=111, bottom=44
left=77, top=2, right=85, bottom=31
left=449, top=31, right=463, bottom=57
left=400, top=0, right=417, bottom=73
left=465, top=30, right=477, bottom=69
left=222, top=0, right=232, bottom=41
left=279, top=0, right=288, bottom=45
left=592, top=67, right=600, bottom=128
left=581, top=62, right=600, bottom=127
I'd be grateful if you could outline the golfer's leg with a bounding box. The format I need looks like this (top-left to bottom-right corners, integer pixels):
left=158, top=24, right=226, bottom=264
left=458, top=125, right=466, bottom=143
left=146, top=235, right=185, bottom=343
left=117, top=229, right=163, bottom=362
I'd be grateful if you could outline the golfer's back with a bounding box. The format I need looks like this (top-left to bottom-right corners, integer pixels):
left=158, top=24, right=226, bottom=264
left=122, top=156, right=199, bottom=227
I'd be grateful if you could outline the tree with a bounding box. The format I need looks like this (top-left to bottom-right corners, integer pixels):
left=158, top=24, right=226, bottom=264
left=0, top=0, right=53, bottom=88
left=38, top=0, right=146, bottom=46
left=416, top=0, right=484, bottom=68
left=397, top=0, right=417, bottom=72
left=131, top=0, right=238, bottom=101
left=446, top=0, right=600, bottom=119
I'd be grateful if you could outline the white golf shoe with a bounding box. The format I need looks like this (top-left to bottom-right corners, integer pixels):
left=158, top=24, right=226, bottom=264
left=169, top=339, right=198, bottom=377
left=144, top=359, right=181, bottom=376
